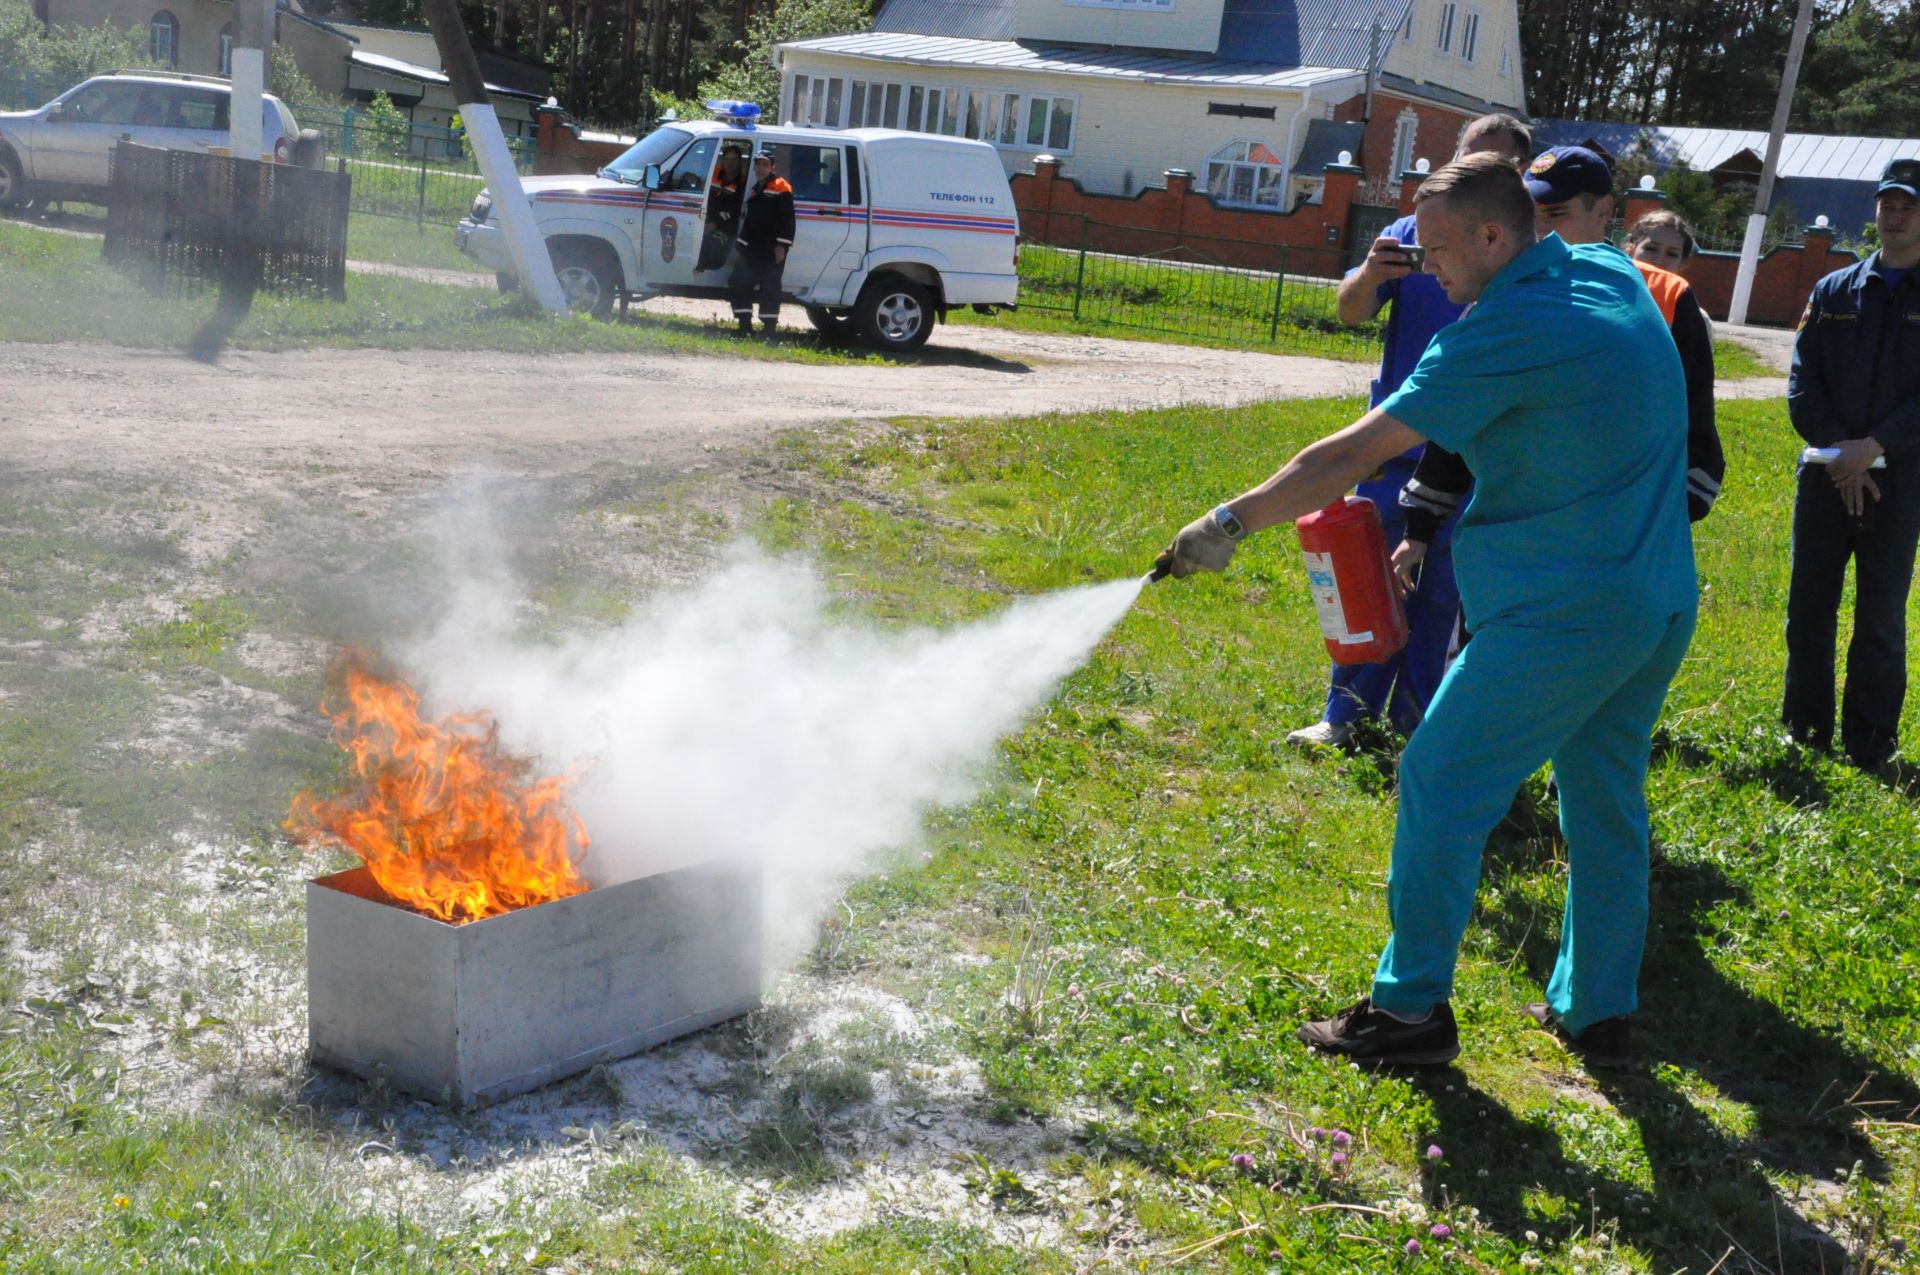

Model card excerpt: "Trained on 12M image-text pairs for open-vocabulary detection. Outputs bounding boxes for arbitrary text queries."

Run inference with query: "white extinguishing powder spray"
[401,551,1147,962]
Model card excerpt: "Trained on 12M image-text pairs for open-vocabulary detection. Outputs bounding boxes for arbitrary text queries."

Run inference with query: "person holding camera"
[1285,113,1533,750]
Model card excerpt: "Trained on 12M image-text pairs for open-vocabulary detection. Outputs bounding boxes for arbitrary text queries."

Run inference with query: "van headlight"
[470,193,493,223]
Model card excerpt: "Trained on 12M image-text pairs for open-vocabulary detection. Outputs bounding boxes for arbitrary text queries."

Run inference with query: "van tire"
[290,128,326,169]
[0,151,26,210]
[805,305,858,342]
[855,277,934,352]
[549,240,620,319]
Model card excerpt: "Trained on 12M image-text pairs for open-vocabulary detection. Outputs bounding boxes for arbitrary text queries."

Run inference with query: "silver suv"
[0,71,317,209]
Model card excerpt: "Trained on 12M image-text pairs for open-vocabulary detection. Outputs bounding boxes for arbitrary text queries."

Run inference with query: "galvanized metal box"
[306,858,761,1106]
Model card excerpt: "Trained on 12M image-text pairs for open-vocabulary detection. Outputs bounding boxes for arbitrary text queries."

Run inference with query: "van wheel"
[290,128,326,169]
[0,151,26,210]
[805,305,857,342]
[856,278,933,352]
[549,241,619,319]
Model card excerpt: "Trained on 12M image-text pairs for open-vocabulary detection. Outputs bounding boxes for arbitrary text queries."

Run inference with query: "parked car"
[457,108,1019,351]
[0,70,322,209]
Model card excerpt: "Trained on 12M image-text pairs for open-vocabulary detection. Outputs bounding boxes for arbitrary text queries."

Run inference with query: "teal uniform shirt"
[1379,235,1696,630]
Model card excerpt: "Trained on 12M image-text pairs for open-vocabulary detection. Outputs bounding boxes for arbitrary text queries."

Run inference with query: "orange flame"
[286,650,590,923]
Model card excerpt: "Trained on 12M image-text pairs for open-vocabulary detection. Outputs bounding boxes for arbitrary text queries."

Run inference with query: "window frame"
[1497,42,1512,77]
[1390,111,1417,175]
[218,23,233,76]
[1459,7,1480,63]
[1065,0,1174,10]
[782,72,1075,153]
[1434,0,1454,54]
[1203,138,1289,210]
[1400,0,1415,41]
[149,10,179,67]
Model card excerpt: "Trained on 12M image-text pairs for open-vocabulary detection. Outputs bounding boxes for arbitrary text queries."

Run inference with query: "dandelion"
[1162,1065,1175,1076]
[1331,1129,1352,1147]
[1425,1144,1443,1161]
[1404,1239,1421,1256]
[1430,1224,1451,1240]
[111,1195,130,1210]
[193,1201,208,1215]
[1230,1153,1256,1171]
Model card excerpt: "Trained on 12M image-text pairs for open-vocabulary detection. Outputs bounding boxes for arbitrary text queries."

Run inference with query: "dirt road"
[1,336,1370,477]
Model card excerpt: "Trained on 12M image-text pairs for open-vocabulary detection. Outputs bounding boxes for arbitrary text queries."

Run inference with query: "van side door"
[772,141,855,300]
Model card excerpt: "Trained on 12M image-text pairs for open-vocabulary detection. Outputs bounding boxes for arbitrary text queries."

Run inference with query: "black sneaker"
[1297,997,1459,1066]
[1524,1003,1631,1068]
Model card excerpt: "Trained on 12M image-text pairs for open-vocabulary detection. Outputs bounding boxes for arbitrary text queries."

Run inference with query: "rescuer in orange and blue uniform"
[1155,153,1697,1068]
[730,147,795,337]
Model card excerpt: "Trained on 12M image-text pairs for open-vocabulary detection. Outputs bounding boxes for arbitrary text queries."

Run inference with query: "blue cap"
[1524,146,1614,204]
[1878,157,1920,198]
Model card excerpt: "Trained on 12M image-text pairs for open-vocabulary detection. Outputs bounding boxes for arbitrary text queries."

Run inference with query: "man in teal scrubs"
[1156,153,1697,1067]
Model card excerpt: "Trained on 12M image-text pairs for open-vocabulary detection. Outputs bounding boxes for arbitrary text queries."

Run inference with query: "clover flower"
[1429,1223,1451,1239]
[1404,1238,1421,1255]
[1230,1153,1255,1171]
[1426,1144,1444,1161]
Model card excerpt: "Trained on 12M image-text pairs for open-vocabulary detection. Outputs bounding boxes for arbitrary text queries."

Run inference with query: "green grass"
[951,241,1382,362]
[745,394,1920,1271]
[0,219,883,362]
[345,215,493,275]
[1714,337,1778,382]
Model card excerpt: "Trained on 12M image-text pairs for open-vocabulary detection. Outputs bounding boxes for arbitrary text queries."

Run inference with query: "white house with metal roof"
[776,0,1527,209]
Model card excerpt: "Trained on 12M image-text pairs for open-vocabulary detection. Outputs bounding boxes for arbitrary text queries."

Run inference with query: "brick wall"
[1013,157,1362,277]
[1620,188,1859,326]
[532,106,630,175]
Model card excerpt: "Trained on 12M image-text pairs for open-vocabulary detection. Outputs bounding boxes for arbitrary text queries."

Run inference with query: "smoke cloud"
[398,544,1144,963]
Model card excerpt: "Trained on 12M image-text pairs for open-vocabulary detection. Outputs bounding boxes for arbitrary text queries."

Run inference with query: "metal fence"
[1017,212,1380,356]
[105,142,348,299]
[0,66,68,111]
[283,105,535,229]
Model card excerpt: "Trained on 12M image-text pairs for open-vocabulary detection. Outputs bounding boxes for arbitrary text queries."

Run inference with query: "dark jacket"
[738,175,795,262]
[1401,264,1726,538]
[1789,252,1920,460]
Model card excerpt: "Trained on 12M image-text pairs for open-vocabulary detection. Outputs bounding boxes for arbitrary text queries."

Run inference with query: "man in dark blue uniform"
[730,147,795,337]
[1286,113,1533,749]
[1784,158,1920,772]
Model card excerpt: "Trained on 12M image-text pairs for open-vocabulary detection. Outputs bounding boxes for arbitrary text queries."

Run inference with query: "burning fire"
[286,650,590,923]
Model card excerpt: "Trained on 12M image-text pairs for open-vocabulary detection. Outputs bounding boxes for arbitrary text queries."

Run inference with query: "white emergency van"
[456,107,1019,351]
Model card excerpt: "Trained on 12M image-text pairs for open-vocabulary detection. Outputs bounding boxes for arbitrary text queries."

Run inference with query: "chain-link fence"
[1017,212,1380,357]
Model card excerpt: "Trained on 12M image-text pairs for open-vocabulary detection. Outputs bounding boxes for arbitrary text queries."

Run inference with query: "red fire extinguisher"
[1295,496,1408,666]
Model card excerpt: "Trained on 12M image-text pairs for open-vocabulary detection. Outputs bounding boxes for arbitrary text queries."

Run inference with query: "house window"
[1434,1,1454,54]
[788,73,1072,149]
[1205,139,1285,208]
[1400,1,1415,40]
[149,10,179,66]
[1390,112,1417,174]
[218,23,233,76]
[1067,0,1173,9]
[1498,42,1511,77]
[1460,9,1480,62]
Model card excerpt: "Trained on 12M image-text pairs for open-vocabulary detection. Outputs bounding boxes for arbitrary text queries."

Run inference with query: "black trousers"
[729,254,784,323]
[1784,458,1920,768]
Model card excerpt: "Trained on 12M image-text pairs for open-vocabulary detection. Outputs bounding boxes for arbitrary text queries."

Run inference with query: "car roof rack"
[109,69,234,86]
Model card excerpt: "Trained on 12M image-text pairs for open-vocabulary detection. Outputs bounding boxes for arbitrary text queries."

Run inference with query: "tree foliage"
[1518,0,1920,135]
[0,0,156,87]
[695,0,870,113]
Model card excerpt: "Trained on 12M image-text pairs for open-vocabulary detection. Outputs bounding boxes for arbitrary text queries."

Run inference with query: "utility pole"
[419,0,567,312]
[228,0,272,163]
[1729,0,1815,327]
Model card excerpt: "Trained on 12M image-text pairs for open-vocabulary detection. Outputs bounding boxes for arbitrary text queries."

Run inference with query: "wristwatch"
[1213,505,1247,540]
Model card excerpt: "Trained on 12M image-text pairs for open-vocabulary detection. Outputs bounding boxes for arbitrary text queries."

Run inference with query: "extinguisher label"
[1301,551,1373,645]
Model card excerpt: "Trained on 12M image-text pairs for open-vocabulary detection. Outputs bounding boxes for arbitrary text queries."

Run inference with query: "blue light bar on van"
[706,99,762,123]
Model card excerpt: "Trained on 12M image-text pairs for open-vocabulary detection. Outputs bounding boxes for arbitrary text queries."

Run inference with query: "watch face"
[1215,507,1245,539]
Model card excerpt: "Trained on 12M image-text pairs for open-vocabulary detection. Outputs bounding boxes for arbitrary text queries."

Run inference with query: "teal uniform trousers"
[1370,235,1700,1034]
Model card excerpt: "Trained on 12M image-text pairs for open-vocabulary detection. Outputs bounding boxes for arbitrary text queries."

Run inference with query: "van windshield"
[602,127,695,184]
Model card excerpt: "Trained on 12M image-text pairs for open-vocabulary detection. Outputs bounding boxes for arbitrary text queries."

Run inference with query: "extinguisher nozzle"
[1146,561,1171,583]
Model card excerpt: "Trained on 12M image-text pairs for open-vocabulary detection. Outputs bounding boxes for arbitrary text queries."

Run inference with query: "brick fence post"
[1031,154,1063,244]
[1397,168,1425,216]
[1621,182,1665,236]
[1320,161,1363,263]
[1164,169,1192,242]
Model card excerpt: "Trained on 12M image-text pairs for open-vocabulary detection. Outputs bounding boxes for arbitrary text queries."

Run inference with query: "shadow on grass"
[1654,725,1832,808]
[1458,837,1919,1271]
